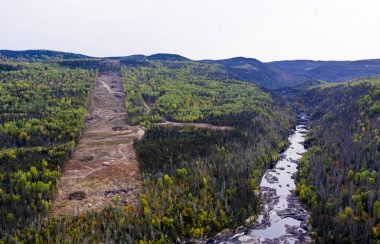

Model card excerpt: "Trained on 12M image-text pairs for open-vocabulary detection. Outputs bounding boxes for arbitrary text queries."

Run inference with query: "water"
[221,114,311,243]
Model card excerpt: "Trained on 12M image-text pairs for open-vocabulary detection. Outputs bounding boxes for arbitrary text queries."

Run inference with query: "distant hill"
[118,53,189,62]
[204,58,380,89]
[201,57,284,89]
[146,53,189,61]
[0,50,90,61]
[268,59,380,84]
[119,53,190,67]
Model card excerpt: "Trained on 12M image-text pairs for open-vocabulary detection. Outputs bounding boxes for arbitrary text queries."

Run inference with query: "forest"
[0,62,96,239]
[296,78,380,243]
[122,60,275,126]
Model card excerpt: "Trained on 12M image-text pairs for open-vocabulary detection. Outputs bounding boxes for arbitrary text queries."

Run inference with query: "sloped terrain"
[201,57,284,89]
[296,78,380,243]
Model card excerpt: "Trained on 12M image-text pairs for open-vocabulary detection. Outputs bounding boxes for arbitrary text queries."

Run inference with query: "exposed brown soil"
[51,69,144,216]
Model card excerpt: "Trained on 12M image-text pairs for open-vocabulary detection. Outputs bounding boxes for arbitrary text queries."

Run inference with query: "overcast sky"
[1,0,380,61]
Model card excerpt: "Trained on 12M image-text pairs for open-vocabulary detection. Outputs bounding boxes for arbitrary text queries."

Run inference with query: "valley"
[0,50,379,243]
[224,114,310,243]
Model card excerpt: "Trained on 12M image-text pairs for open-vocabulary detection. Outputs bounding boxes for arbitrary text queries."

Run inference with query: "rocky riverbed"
[218,114,311,244]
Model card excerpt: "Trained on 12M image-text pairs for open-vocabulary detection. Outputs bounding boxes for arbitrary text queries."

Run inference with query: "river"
[220,114,311,243]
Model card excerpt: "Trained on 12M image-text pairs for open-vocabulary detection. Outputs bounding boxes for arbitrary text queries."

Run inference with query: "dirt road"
[51,70,144,216]
[154,121,233,131]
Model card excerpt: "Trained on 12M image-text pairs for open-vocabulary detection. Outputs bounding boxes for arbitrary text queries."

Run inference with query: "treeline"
[296,79,380,243]
[0,50,89,62]
[57,59,120,72]
[0,63,96,239]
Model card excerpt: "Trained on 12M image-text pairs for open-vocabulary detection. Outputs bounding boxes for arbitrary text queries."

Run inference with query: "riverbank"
[211,114,311,244]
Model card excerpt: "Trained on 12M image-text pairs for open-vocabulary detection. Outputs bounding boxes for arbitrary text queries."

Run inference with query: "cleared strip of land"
[51,71,143,215]
[154,121,233,131]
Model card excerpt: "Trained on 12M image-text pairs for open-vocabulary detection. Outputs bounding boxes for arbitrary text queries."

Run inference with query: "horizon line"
[1,48,379,63]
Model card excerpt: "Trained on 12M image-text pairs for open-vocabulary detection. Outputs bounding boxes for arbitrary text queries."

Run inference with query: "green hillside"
[296,78,380,243]
[122,60,272,126]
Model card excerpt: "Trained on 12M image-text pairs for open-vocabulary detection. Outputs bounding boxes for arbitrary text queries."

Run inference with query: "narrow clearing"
[52,70,144,216]
[154,121,233,131]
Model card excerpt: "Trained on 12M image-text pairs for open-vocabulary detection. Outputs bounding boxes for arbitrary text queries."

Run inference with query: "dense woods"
[296,79,380,243]
[0,62,95,239]
[131,114,292,240]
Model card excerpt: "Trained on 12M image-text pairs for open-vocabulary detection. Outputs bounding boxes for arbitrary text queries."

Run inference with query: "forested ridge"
[296,79,380,243]
[0,50,90,61]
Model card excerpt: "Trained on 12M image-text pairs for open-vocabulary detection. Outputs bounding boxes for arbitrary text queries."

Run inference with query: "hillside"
[296,78,380,242]
[122,59,275,125]
[201,57,284,89]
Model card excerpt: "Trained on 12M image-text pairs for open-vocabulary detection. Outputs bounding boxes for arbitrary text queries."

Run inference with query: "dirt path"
[154,121,234,131]
[141,100,233,131]
[142,100,151,113]
[51,68,144,216]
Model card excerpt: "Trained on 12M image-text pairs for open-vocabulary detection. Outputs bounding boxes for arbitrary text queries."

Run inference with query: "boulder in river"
[264,174,279,183]
[300,220,309,231]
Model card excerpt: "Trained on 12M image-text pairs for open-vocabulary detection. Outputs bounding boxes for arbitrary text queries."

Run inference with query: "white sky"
[1,0,380,61]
